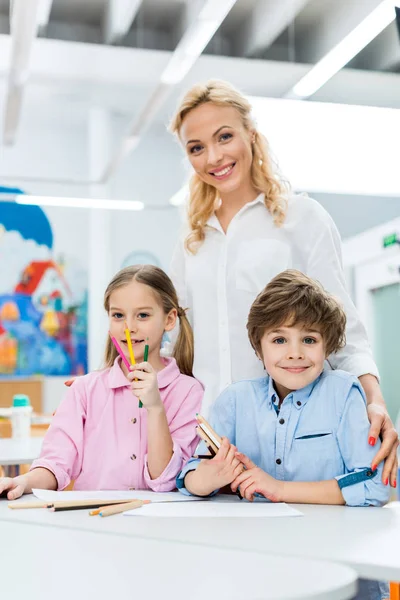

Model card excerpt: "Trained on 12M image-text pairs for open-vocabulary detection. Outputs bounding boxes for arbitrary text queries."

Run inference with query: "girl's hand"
[231,452,284,502]
[0,475,29,500]
[127,362,162,410]
[192,437,244,494]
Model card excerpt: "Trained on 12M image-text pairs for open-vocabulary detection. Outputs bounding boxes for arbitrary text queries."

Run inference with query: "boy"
[177,270,389,507]
[177,270,390,600]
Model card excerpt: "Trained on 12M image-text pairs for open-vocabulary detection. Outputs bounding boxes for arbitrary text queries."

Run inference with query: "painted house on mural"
[15,260,71,312]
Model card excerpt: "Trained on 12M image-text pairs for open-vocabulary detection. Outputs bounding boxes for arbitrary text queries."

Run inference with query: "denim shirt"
[178,370,390,507]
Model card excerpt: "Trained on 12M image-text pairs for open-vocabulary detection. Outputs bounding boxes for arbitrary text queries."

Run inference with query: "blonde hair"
[169,79,288,254]
[103,265,194,377]
[247,270,346,358]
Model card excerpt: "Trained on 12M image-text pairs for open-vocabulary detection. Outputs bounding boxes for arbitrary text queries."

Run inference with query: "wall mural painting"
[0,192,88,377]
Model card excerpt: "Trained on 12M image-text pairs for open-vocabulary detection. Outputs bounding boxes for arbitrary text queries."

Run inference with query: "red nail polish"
[394,480,397,489]
[371,464,377,471]
[368,437,376,446]
[384,478,388,486]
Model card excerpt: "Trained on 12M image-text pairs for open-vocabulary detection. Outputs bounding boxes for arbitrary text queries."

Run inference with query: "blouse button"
[131,418,137,424]
[279,418,285,425]
[276,458,282,465]
[130,454,136,461]
[296,401,302,406]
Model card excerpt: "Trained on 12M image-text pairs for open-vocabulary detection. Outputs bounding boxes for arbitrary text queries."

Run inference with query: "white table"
[0,519,357,600]
[1,496,399,583]
[0,437,43,466]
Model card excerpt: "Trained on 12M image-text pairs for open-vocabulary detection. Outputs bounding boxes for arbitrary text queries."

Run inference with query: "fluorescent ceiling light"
[289,0,398,99]
[249,95,400,196]
[37,0,53,27]
[169,185,189,206]
[160,0,237,85]
[16,195,144,211]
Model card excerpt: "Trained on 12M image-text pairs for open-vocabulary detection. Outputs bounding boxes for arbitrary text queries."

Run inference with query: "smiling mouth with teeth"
[210,162,236,177]
[122,339,144,345]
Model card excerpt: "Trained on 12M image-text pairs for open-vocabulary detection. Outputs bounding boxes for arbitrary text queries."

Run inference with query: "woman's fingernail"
[393,480,397,489]
[372,464,377,471]
[368,437,376,446]
[384,478,389,486]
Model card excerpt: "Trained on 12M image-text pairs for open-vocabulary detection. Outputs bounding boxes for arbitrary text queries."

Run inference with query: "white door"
[354,247,400,422]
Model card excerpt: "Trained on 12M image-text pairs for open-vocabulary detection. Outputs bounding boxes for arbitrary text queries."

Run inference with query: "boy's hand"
[0,475,29,500]
[127,362,162,410]
[186,437,243,496]
[231,452,284,502]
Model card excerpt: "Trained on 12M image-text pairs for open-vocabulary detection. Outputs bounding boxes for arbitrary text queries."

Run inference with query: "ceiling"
[0,0,398,70]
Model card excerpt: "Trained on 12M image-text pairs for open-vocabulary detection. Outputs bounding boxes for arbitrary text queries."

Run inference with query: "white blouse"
[170,193,378,415]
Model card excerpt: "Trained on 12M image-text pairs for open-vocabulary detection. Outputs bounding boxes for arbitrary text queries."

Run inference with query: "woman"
[169,79,398,486]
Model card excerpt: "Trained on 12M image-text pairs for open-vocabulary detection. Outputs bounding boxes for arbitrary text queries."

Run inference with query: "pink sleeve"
[143,380,203,492]
[30,382,87,490]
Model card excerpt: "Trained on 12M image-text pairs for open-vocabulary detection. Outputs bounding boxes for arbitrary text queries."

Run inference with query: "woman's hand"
[231,452,284,502]
[128,362,162,410]
[0,475,29,500]
[367,402,398,487]
[360,374,399,488]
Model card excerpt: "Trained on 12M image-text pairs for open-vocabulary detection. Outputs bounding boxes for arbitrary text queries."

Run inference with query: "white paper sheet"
[32,489,205,503]
[124,496,303,518]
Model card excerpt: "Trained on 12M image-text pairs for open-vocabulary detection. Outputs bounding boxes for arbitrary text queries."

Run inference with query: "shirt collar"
[206,193,265,230]
[108,356,181,390]
[266,372,322,410]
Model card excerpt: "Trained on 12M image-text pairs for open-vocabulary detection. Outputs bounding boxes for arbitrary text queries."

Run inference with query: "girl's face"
[180,102,255,197]
[108,280,176,365]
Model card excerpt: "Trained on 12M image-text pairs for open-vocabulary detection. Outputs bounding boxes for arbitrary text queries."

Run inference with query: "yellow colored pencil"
[124,321,136,366]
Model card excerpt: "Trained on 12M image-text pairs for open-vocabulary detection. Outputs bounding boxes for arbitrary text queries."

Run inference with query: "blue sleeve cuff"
[176,458,218,498]
[335,467,388,507]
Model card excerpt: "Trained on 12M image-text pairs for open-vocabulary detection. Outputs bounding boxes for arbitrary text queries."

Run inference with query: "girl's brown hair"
[247,270,346,358]
[103,265,194,377]
[169,79,289,254]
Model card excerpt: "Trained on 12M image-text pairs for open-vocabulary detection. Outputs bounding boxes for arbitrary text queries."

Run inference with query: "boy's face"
[259,323,326,400]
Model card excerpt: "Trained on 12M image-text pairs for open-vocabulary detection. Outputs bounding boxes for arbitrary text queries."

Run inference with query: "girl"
[168,78,398,485]
[0,265,203,500]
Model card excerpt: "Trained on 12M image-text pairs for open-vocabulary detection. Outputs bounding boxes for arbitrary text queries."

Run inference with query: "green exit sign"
[383,233,400,248]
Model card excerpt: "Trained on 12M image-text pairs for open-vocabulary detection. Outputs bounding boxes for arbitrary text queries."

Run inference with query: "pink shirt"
[31,357,203,492]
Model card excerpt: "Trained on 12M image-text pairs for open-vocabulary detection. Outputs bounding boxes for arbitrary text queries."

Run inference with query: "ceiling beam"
[3,0,41,145]
[103,0,143,45]
[236,0,309,58]
[296,0,385,64]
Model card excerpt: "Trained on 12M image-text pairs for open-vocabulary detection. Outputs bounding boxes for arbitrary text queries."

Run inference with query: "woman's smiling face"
[180,102,255,196]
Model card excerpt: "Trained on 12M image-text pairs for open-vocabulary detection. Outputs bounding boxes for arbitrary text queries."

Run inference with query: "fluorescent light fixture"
[169,185,189,207]
[249,95,400,196]
[289,0,398,99]
[16,195,144,211]
[160,0,237,85]
[37,0,53,27]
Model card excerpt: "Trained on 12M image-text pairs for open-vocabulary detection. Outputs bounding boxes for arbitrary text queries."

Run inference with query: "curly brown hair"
[247,270,346,358]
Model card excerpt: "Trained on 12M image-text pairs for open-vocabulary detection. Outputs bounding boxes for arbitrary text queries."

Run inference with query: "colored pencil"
[196,414,243,500]
[99,499,149,517]
[109,333,130,370]
[138,339,149,408]
[50,499,129,512]
[124,321,136,366]
[8,501,51,509]
[90,498,150,516]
